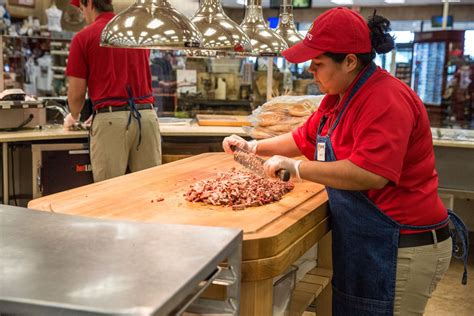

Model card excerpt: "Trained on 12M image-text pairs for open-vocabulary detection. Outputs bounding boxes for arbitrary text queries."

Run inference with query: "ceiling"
[221,0,474,8]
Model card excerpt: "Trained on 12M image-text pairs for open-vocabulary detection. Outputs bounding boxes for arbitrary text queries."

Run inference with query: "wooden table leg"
[316,232,332,316]
[240,278,273,316]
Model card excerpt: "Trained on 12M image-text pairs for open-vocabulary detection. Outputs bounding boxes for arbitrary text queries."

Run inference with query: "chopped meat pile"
[184,168,294,210]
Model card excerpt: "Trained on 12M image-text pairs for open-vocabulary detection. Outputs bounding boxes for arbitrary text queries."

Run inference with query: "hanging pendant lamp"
[190,0,252,56]
[275,0,304,47]
[100,0,202,49]
[240,0,288,56]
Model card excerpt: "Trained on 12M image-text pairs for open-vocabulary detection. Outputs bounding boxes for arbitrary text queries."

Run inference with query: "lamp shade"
[275,2,304,47]
[240,0,288,56]
[101,0,202,49]
[190,0,252,54]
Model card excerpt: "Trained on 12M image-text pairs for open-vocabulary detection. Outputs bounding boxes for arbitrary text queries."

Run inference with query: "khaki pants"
[90,109,162,182]
[394,236,452,315]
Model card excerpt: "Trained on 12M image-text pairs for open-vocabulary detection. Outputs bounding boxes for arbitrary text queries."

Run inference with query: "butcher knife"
[230,145,291,182]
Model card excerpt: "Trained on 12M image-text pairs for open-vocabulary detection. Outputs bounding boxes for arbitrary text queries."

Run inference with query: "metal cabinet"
[32,143,93,198]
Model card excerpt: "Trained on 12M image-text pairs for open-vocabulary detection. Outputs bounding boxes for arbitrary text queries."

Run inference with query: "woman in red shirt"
[223,8,468,316]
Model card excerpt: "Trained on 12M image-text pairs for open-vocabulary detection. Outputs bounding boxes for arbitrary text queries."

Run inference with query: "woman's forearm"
[299,159,389,190]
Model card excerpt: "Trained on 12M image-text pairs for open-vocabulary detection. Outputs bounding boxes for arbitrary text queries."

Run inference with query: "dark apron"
[315,62,469,315]
[92,84,153,150]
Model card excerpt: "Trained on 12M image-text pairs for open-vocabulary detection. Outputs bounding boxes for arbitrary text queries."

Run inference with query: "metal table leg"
[2,142,8,205]
[226,242,241,314]
[186,241,242,315]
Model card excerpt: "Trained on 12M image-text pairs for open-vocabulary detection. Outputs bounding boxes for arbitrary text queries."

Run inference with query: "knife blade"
[230,145,290,182]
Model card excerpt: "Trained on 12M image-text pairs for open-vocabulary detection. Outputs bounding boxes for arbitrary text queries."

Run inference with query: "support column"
[442,0,450,29]
[3,142,8,205]
[266,57,274,101]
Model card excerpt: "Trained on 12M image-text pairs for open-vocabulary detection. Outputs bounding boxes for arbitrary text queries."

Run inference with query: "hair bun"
[368,13,395,54]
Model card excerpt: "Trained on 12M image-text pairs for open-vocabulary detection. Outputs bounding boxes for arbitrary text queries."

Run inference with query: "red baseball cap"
[70,0,80,7]
[282,7,372,63]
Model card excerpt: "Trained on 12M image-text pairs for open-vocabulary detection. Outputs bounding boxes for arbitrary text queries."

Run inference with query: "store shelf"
[51,66,66,71]
[50,41,68,47]
[50,50,69,56]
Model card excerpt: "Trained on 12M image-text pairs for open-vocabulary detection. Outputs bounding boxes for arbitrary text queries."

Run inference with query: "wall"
[6,0,53,24]
[5,0,132,26]
[6,2,473,30]
[225,4,474,26]
[6,0,85,30]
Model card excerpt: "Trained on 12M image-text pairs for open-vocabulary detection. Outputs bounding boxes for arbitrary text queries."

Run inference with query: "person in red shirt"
[64,0,161,182]
[223,7,468,316]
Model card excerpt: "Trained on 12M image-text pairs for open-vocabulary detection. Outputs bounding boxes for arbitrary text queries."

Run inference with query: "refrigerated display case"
[411,30,465,126]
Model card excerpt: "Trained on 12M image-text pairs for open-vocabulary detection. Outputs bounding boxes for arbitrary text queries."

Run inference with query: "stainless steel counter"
[0,205,242,315]
[431,127,474,149]
[0,122,246,143]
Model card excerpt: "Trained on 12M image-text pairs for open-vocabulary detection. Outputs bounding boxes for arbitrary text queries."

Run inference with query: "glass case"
[410,30,466,127]
[149,51,319,118]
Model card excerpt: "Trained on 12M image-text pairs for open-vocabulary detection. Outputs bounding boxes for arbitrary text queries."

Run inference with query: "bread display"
[244,95,324,139]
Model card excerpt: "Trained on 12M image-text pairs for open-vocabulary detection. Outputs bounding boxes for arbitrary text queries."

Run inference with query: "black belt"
[399,225,450,248]
[95,103,153,114]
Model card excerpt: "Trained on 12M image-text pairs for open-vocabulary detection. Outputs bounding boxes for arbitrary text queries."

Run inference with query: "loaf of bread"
[288,103,313,117]
[257,112,287,127]
[245,95,324,139]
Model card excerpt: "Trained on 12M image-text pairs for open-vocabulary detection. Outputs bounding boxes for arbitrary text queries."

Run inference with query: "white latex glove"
[222,134,257,154]
[63,113,79,130]
[264,155,302,180]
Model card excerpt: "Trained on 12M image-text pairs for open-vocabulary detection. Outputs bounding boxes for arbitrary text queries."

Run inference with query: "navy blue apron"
[315,62,469,315]
[92,84,153,150]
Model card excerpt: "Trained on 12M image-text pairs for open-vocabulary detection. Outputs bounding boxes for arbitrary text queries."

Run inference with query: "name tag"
[317,142,326,161]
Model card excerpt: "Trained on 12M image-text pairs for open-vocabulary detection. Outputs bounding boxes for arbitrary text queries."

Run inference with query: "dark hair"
[324,12,395,68]
[368,12,395,55]
[80,0,114,13]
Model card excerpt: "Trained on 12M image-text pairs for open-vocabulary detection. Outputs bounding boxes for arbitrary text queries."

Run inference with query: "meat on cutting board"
[184,168,294,210]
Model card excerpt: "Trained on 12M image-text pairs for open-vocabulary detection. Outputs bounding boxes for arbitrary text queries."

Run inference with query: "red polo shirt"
[293,66,447,234]
[66,12,153,109]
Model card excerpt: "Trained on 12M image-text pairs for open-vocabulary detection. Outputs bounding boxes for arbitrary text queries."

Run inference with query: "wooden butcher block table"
[28,153,330,315]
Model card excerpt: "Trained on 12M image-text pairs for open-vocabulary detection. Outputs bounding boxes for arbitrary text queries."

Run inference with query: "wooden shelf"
[289,267,332,316]
[51,50,69,56]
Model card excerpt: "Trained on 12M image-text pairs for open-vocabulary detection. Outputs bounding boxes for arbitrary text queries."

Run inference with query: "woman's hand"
[264,155,302,179]
[222,134,257,154]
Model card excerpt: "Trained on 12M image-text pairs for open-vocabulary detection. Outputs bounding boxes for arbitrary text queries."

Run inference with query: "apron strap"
[92,86,153,151]
[125,85,141,150]
[448,209,469,285]
[327,62,377,137]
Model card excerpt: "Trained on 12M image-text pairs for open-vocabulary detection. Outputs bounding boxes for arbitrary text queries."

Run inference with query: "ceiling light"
[190,0,252,55]
[384,0,405,3]
[275,1,304,47]
[101,0,202,49]
[331,0,354,5]
[240,0,288,56]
